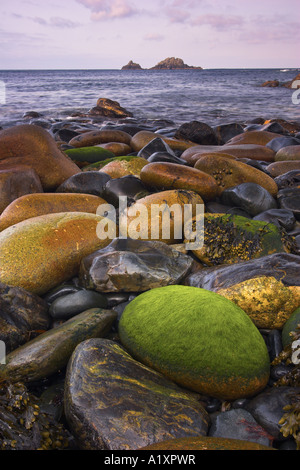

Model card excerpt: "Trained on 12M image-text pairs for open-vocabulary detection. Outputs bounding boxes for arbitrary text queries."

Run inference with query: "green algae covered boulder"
[64,146,115,164]
[118,285,270,400]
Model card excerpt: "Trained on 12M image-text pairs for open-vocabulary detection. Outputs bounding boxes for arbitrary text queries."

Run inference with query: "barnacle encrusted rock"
[216,276,300,329]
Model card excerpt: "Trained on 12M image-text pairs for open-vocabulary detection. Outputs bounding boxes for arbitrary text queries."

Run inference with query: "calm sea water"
[0,68,299,129]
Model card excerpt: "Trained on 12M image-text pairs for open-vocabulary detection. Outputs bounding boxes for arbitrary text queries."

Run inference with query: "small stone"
[49,290,108,319]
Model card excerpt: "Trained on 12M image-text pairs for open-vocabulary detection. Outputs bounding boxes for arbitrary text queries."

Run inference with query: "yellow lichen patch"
[216,276,300,329]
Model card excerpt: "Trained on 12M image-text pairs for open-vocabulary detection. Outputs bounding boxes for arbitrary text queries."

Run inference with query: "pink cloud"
[143,33,165,41]
[76,0,137,20]
[191,14,244,30]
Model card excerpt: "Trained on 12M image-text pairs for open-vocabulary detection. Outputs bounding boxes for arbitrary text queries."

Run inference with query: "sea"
[0,68,299,130]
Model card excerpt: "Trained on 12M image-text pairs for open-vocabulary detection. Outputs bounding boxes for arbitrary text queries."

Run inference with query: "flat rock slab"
[64,338,210,450]
[79,238,193,292]
[183,253,300,290]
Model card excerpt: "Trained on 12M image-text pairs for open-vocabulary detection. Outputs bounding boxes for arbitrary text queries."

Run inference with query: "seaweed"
[271,325,300,449]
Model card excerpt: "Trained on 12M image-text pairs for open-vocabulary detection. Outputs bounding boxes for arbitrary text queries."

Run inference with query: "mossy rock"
[82,155,141,172]
[118,285,270,400]
[184,213,296,266]
[139,436,275,450]
[217,276,300,329]
[64,146,115,164]
[282,306,300,347]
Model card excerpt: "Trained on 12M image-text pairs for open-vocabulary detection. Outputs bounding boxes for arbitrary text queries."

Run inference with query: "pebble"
[1,107,300,451]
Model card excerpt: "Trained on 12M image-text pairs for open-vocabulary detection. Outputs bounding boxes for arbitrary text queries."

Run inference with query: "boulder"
[55,171,111,197]
[0,282,49,353]
[99,157,148,179]
[68,129,132,148]
[0,166,43,214]
[275,145,300,161]
[0,193,109,231]
[216,276,300,329]
[174,121,219,145]
[194,154,278,197]
[225,130,283,146]
[0,308,117,383]
[0,212,115,295]
[131,131,197,153]
[88,98,133,118]
[64,338,209,450]
[140,162,219,201]
[118,285,270,400]
[266,160,300,177]
[0,124,80,190]
[79,238,193,292]
[220,182,277,216]
[181,144,275,165]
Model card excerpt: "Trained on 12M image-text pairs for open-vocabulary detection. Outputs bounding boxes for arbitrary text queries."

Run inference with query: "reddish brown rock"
[266,160,300,177]
[0,125,80,190]
[69,129,132,148]
[140,162,220,200]
[181,144,275,166]
[225,130,282,146]
[0,165,43,214]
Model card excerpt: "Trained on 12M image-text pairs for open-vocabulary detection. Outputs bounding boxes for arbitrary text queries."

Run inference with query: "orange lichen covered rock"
[0,212,115,295]
[0,193,108,231]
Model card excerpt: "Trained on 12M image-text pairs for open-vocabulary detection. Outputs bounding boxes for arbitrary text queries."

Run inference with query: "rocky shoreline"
[0,96,300,451]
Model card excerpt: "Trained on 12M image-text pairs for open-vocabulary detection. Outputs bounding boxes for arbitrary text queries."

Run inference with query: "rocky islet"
[0,99,299,451]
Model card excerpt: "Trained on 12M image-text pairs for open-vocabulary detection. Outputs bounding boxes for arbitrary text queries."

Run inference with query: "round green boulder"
[282,306,300,348]
[118,285,270,400]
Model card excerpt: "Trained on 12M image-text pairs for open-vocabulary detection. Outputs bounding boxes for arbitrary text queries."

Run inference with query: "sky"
[0,0,299,69]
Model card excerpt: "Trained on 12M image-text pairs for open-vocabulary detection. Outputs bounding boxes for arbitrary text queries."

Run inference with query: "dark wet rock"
[89,98,133,118]
[147,151,188,165]
[208,408,273,447]
[253,209,296,231]
[174,121,219,145]
[103,292,130,308]
[22,111,42,119]
[245,386,300,441]
[137,137,176,159]
[220,183,277,216]
[64,338,209,450]
[205,201,252,218]
[213,123,244,145]
[270,364,293,382]
[183,253,300,290]
[0,308,117,384]
[274,170,300,189]
[277,439,297,450]
[100,123,155,136]
[241,158,272,174]
[102,175,150,207]
[204,397,222,414]
[79,238,193,293]
[0,283,49,353]
[54,128,79,143]
[49,290,108,319]
[231,398,250,409]
[265,330,283,362]
[38,378,65,421]
[266,136,300,153]
[56,171,111,197]
[29,119,52,129]
[277,188,300,220]
[43,284,83,305]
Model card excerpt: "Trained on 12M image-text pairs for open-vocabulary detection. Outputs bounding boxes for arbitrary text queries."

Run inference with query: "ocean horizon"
[1,68,299,129]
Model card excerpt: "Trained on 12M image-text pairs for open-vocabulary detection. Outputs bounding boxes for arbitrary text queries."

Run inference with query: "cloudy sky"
[0,0,299,69]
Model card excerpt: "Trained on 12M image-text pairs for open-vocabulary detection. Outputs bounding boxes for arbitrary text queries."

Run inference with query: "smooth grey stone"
[56,171,111,197]
[208,408,272,446]
[43,284,83,305]
[245,386,300,440]
[147,151,188,165]
[49,290,108,319]
[277,188,300,221]
[102,175,149,208]
[79,238,193,293]
[266,136,300,152]
[220,182,277,216]
[213,122,244,144]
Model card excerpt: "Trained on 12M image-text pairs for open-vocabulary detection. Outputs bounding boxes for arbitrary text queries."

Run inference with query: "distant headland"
[121,57,203,70]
